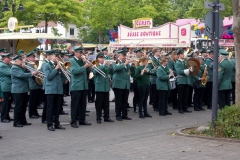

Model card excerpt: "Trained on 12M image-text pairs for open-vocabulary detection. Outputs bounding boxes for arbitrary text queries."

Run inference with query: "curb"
[176,127,240,143]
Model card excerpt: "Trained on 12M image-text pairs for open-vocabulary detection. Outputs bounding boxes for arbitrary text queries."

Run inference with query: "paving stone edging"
[176,127,240,143]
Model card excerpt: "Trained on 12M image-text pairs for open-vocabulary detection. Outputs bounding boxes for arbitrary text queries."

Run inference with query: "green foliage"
[78,28,110,44]
[53,44,67,49]
[184,0,233,19]
[207,105,240,139]
[168,0,193,19]
[51,27,62,37]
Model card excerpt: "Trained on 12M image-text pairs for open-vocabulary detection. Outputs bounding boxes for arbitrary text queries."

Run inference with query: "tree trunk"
[98,31,102,44]
[232,0,240,105]
[45,14,48,50]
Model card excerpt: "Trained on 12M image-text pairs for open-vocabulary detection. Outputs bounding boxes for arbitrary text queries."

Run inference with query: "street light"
[2,0,25,17]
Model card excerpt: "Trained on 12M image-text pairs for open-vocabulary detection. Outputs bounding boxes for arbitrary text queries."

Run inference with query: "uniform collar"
[74,56,79,60]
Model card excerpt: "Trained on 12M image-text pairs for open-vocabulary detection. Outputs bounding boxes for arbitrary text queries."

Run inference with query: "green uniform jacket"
[148,57,160,84]
[134,65,150,86]
[193,64,205,88]
[104,55,111,60]
[202,58,208,65]
[218,59,233,90]
[69,57,88,91]
[93,64,111,92]
[0,86,3,97]
[231,58,236,82]
[112,62,130,89]
[27,64,42,90]
[174,60,191,85]
[206,58,213,82]
[43,62,63,94]
[11,65,32,93]
[168,59,177,76]
[130,65,137,81]
[0,61,12,92]
[156,65,171,90]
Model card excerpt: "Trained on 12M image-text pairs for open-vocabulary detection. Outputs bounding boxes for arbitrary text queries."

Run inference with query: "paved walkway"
[1,93,239,160]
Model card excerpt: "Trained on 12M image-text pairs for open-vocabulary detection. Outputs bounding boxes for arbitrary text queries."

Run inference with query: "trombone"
[81,55,106,77]
[56,55,71,82]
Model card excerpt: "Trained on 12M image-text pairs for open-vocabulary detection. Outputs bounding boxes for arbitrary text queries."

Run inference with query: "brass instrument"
[57,55,71,79]
[226,47,233,59]
[22,62,45,85]
[81,55,106,77]
[184,48,193,58]
[186,58,200,76]
[201,64,209,86]
[148,59,158,69]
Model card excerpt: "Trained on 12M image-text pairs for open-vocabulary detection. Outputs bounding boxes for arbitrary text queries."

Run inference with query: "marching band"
[0,46,236,132]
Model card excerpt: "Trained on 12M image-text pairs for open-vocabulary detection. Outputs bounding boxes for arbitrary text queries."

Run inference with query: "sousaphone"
[186,58,200,76]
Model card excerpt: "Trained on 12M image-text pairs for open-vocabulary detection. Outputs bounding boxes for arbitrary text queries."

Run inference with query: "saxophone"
[201,64,209,86]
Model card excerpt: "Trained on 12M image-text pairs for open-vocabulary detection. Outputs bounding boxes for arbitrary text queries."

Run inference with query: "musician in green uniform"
[88,51,95,103]
[156,57,174,116]
[0,53,13,123]
[17,49,25,59]
[0,48,6,61]
[135,56,152,118]
[186,51,194,108]
[205,50,214,109]
[168,51,178,110]
[102,47,111,60]
[201,48,208,65]
[174,48,193,114]
[112,49,132,121]
[26,52,42,119]
[11,55,38,127]
[43,50,66,131]
[69,47,92,128]
[230,51,236,104]
[93,52,114,124]
[0,86,3,138]
[192,57,205,111]
[148,48,161,111]
[218,49,233,109]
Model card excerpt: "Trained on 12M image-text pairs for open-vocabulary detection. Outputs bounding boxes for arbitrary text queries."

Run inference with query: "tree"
[184,0,233,19]
[232,0,240,104]
[168,0,193,19]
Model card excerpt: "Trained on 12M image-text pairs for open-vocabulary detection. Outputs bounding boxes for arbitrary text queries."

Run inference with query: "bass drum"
[109,88,115,102]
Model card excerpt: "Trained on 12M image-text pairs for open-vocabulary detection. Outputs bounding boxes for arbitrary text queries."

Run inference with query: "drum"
[169,78,176,90]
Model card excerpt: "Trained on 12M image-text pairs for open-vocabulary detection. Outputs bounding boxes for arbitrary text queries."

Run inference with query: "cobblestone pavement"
[1,93,240,160]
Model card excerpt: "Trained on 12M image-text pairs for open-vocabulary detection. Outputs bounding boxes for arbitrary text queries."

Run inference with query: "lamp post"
[2,0,24,17]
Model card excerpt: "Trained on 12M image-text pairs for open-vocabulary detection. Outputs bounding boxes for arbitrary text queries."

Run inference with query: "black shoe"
[86,110,90,113]
[88,100,93,103]
[104,119,114,122]
[139,114,145,118]
[8,118,13,121]
[48,126,55,131]
[59,111,69,115]
[37,105,44,109]
[144,114,152,118]
[159,113,166,116]
[165,111,172,115]
[23,122,32,125]
[37,115,42,117]
[62,103,68,106]
[116,117,122,121]
[97,120,101,124]
[29,115,39,119]
[179,110,184,114]
[1,119,10,123]
[55,124,65,130]
[194,108,201,111]
[42,120,47,124]
[184,109,192,113]
[79,121,92,125]
[14,124,23,127]
[0,136,2,139]
[122,116,132,120]
[71,123,79,128]
[127,106,133,108]
[85,114,89,116]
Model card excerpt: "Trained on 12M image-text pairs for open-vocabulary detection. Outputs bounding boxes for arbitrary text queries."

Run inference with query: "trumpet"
[81,55,106,77]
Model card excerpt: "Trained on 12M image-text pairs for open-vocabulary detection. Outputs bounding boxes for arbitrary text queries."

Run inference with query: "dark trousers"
[70,90,87,124]
[177,84,189,111]
[205,82,213,108]
[1,92,12,120]
[29,89,41,116]
[151,84,158,109]
[170,85,178,109]
[42,93,47,122]
[158,90,170,114]
[64,81,70,95]
[193,87,204,109]
[149,83,153,104]
[231,82,235,104]
[46,94,62,127]
[88,80,95,101]
[218,90,231,109]
[188,86,193,106]
[95,92,109,120]
[138,85,150,115]
[13,93,28,125]
[113,88,129,118]
[132,80,139,110]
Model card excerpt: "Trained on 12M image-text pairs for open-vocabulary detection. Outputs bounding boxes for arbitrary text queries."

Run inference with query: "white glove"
[189,67,193,72]
[184,69,190,76]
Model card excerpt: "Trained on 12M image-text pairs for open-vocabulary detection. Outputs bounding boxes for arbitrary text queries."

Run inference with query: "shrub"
[208,105,240,139]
